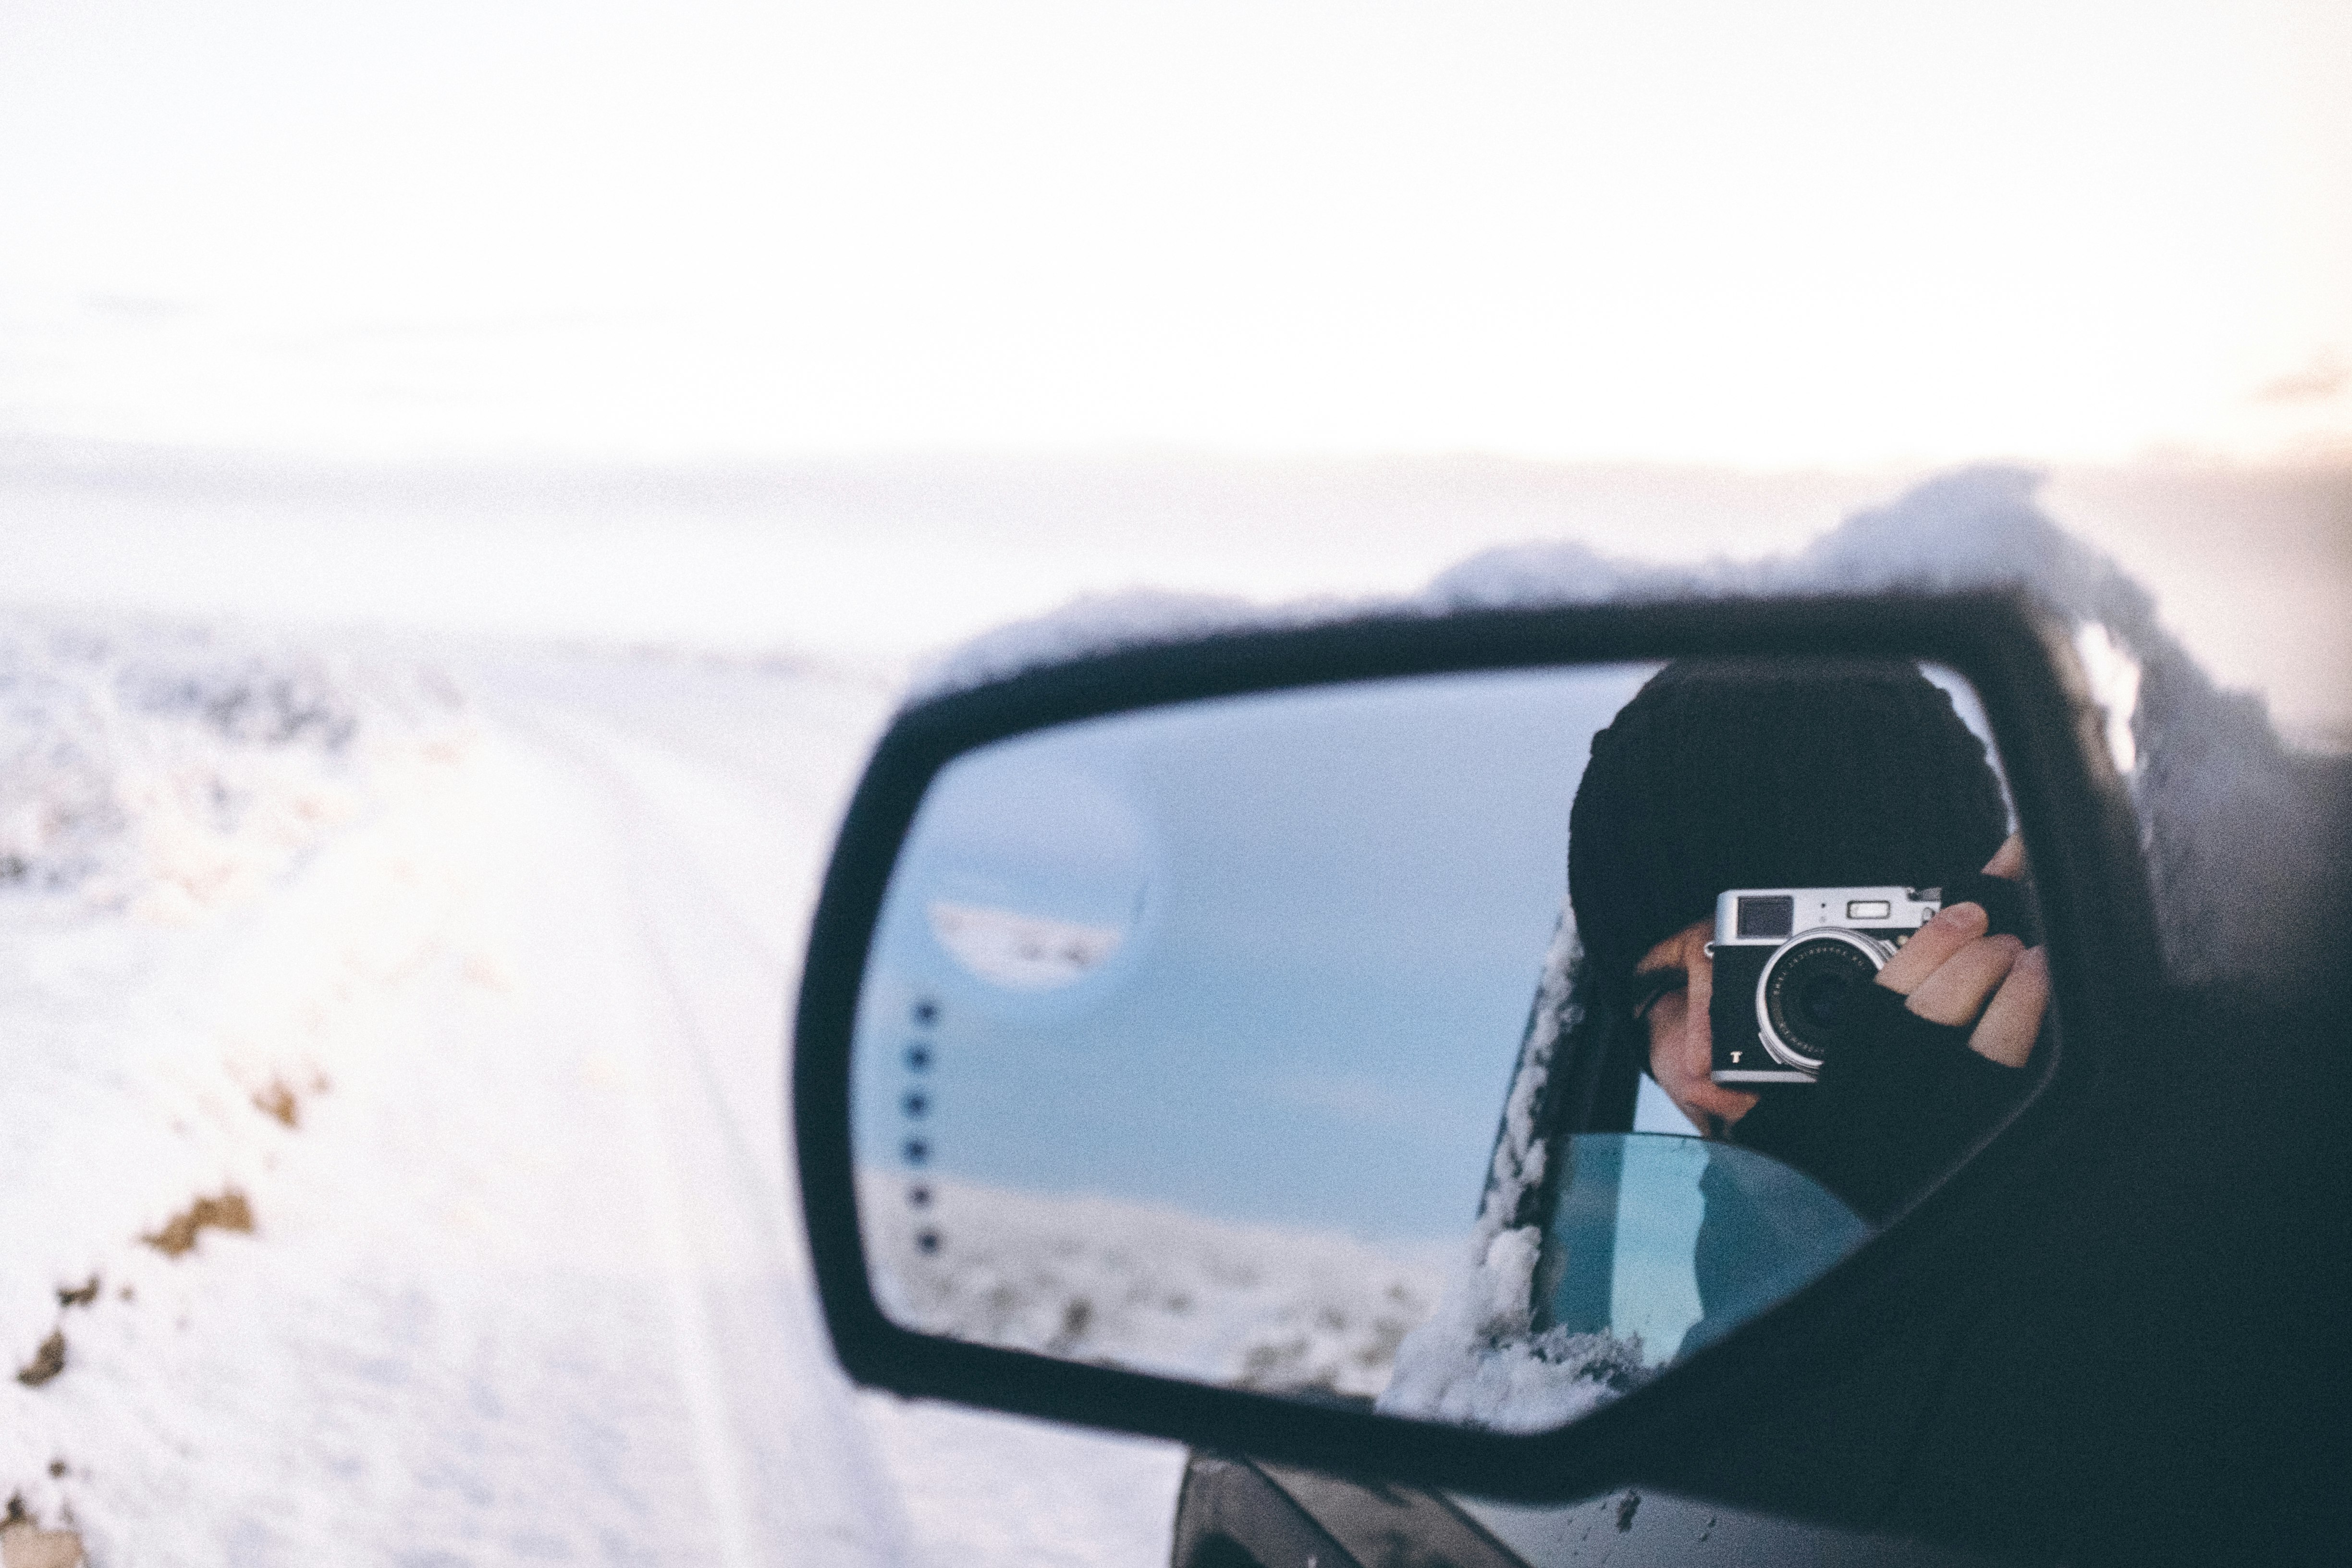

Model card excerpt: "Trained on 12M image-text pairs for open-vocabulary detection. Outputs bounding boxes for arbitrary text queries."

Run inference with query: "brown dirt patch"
[143,1190,254,1257]
[13,1332,64,1389]
[53,1278,97,1310]
[253,1079,300,1127]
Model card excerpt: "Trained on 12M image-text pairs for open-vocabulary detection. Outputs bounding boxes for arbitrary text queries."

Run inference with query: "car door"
[788,589,2346,1568]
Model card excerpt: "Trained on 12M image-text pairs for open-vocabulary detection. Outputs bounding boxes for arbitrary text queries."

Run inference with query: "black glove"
[1730,981,2033,1223]
[1935,869,2041,946]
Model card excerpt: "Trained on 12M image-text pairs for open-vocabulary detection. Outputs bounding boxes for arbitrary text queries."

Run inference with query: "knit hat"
[1568,657,2010,998]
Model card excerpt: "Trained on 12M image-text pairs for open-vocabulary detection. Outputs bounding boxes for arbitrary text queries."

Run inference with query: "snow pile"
[925,900,1124,990]
[1375,913,1656,1431]
[0,613,468,922]
[908,589,1314,704]
[1378,1229,1652,1433]
[861,1173,1448,1400]
[1435,466,2347,995]
[0,614,486,1546]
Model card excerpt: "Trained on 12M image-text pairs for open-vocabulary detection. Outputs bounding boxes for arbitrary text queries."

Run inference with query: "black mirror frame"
[791,588,2157,1506]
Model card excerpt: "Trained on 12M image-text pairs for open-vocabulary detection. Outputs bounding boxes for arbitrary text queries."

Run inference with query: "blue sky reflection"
[854,663,1659,1244]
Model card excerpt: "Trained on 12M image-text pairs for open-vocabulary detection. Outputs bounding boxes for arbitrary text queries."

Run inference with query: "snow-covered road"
[477,653,1189,1568]
[3,640,1182,1567]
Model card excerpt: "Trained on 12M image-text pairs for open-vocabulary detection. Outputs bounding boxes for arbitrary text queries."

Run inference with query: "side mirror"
[792,591,2156,1504]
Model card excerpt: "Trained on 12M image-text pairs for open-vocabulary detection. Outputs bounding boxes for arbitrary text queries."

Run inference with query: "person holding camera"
[1553,656,2049,1225]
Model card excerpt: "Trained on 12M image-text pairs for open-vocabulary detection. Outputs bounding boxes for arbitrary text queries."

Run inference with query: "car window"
[1537,1133,1869,1363]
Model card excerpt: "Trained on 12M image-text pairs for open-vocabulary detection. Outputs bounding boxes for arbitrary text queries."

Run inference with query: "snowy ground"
[863,1171,1447,1399]
[2,464,2340,1565]
[0,624,1188,1567]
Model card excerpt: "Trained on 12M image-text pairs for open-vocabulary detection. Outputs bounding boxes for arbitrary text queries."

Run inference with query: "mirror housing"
[792,589,2158,1505]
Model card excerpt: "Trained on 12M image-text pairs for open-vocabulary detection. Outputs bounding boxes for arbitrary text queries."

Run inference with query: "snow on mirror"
[852,658,2043,1433]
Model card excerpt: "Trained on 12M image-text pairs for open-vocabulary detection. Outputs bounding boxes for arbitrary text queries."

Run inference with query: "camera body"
[1707,886,1944,1083]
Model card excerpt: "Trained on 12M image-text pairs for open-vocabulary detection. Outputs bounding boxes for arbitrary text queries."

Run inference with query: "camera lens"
[1758,933,1886,1070]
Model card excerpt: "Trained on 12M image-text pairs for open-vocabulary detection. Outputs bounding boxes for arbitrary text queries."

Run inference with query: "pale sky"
[2,0,2347,466]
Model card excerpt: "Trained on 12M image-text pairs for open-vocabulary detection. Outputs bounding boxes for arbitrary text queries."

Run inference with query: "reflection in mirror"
[852,658,2044,1433]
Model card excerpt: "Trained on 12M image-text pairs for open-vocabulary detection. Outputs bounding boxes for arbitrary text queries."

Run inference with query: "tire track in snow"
[488,664,1189,1568]
[495,700,917,1568]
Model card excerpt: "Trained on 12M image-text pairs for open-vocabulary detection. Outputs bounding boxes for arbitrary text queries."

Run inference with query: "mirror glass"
[851,658,2042,1432]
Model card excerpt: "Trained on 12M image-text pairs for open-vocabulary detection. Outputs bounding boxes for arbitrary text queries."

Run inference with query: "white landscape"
[0,465,2341,1568]
[862,1172,1448,1399]
[0,622,1183,1568]
[857,1166,1654,1436]
[1,0,2341,1556]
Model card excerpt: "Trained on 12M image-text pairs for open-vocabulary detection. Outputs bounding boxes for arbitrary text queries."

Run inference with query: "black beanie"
[1568,657,2010,997]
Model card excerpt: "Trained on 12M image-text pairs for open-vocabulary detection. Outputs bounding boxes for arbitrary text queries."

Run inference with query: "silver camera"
[1706,886,1944,1083]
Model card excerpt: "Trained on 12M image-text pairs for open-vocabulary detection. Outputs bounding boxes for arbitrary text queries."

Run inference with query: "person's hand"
[1872,834,2048,1068]
[1636,834,2046,1133]
[1634,920,1757,1137]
